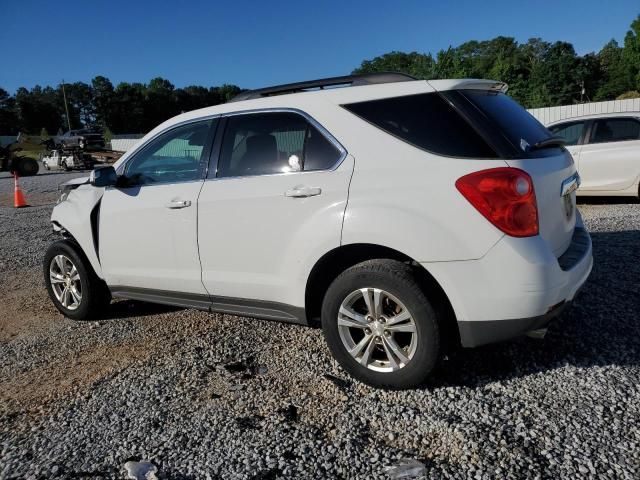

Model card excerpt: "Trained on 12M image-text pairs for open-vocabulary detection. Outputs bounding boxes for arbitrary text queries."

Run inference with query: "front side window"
[217,112,342,178]
[125,119,215,185]
[549,121,585,146]
[343,93,498,158]
[590,118,640,144]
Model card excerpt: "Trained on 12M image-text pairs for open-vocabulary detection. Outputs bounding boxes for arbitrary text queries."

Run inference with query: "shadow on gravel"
[97,299,184,320]
[427,229,640,389]
[577,196,639,205]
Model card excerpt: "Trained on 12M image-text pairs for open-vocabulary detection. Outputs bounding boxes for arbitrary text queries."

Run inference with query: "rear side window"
[590,118,640,143]
[460,90,552,152]
[343,93,498,158]
[217,112,342,177]
[549,121,586,146]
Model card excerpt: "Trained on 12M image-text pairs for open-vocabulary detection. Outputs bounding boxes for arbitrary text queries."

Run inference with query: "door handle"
[284,186,322,198]
[165,199,192,209]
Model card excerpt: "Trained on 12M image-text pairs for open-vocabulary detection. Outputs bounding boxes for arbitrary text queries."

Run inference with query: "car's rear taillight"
[456,167,539,237]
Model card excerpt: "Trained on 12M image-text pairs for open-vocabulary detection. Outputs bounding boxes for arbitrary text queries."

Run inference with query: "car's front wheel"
[321,259,440,389]
[44,240,111,320]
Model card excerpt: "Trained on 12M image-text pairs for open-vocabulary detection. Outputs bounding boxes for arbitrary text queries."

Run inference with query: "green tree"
[0,87,20,135]
[595,40,632,100]
[103,126,113,145]
[92,76,114,128]
[622,15,640,90]
[144,77,178,131]
[218,84,242,102]
[15,86,63,134]
[63,81,95,128]
[109,82,146,133]
[353,51,437,79]
[617,90,640,99]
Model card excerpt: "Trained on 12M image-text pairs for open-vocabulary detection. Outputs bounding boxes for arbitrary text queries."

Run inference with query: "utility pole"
[61,79,72,131]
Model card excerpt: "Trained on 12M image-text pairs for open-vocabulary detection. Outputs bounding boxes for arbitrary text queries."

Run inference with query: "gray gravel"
[1,169,639,479]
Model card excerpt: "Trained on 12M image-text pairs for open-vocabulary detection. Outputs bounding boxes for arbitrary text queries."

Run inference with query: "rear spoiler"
[427,79,508,94]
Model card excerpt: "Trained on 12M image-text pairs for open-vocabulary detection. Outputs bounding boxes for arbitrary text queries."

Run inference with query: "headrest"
[246,134,276,153]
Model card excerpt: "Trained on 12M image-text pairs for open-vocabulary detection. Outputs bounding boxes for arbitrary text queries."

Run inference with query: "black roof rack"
[229,72,417,102]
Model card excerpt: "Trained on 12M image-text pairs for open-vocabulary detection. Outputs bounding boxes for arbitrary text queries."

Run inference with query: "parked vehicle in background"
[56,129,105,150]
[42,150,94,171]
[548,112,640,197]
[0,139,39,176]
[43,73,592,388]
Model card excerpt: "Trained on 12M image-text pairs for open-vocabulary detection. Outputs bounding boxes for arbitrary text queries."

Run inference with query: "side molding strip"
[109,286,308,325]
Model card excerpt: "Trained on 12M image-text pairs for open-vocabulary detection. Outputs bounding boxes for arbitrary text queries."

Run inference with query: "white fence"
[528,98,640,126]
[110,138,143,152]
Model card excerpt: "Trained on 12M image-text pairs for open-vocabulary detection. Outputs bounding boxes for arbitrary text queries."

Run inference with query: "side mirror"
[89,166,118,187]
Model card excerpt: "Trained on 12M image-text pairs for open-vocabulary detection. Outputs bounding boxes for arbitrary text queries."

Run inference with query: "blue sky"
[1,0,638,92]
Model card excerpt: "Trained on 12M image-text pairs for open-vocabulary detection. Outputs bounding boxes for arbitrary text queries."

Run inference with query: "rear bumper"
[457,300,571,347]
[422,219,593,347]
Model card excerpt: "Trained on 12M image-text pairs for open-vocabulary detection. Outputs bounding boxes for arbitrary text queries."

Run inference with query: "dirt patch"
[0,341,149,415]
[0,270,58,341]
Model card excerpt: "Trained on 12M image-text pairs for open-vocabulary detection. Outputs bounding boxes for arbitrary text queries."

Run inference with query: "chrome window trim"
[116,115,221,177]
[210,107,348,181]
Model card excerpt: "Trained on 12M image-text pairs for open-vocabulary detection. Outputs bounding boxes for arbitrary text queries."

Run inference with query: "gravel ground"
[0,168,639,479]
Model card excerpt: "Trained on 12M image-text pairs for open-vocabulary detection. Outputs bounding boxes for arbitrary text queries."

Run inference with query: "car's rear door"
[577,117,640,192]
[99,118,217,298]
[197,110,353,308]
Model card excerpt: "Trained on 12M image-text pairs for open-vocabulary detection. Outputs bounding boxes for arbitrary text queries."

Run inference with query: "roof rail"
[229,72,417,103]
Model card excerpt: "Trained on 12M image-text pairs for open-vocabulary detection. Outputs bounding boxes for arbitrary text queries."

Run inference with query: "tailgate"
[506,150,577,257]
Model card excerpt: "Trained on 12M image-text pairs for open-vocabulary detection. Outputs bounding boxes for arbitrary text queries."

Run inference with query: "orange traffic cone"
[13,173,29,208]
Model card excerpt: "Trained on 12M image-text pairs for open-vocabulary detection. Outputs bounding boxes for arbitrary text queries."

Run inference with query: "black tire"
[61,160,71,171]
[321,259,440,389]
[43,240,111,320]
[15,157,39,176]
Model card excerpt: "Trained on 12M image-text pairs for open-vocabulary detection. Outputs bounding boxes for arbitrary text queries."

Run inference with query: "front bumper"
[423,223,593,348]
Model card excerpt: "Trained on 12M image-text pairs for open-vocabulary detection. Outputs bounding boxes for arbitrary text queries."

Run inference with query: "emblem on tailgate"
[561,173,580,197]
[561,173,580,220]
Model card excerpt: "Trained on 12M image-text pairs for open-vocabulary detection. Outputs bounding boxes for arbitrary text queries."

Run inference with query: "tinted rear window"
[590,118,640,143]
[460,90,552,151]
[343,93,498,158]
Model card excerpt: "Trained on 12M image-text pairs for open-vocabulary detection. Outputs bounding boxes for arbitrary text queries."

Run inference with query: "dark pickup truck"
[56,129,105,150]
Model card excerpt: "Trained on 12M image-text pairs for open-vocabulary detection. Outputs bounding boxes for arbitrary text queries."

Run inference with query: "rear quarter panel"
[324,106,507,262]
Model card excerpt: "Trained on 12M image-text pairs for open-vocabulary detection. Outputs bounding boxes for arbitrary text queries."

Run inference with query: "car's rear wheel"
[44,240,111,320]
[321,259,440,389]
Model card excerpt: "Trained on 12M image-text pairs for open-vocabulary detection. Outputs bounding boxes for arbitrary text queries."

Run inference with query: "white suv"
[548,112,640,197]
[44,73,593,388]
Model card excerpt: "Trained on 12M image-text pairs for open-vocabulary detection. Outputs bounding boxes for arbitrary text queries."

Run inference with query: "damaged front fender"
[51,183,105,278]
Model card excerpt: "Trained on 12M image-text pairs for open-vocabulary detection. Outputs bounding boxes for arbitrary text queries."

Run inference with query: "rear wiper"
[529,136,566,151]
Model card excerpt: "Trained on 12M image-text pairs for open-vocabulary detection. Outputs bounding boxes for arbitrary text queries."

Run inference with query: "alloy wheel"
[49,254,82,310]
[337,288,418,372]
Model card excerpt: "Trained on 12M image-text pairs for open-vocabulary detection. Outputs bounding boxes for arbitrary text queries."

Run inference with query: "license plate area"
[561,173,580,220]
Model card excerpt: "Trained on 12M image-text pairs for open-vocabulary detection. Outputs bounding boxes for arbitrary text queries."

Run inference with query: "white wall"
[528,98,640,126]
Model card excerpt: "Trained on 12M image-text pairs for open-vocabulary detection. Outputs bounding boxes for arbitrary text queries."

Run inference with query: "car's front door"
[99,118,217,296]
[578,117,640,191]
[548,120,586,170]
[197,111,353,307]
